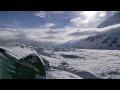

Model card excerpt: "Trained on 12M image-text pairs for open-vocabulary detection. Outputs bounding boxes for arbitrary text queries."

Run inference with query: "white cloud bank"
[70,11,118,28]
[34,11,64,18]
[0,23,120,46]
[41,23,56,28]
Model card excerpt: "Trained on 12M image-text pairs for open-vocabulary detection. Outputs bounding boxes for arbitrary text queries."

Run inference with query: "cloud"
[70,17,89,28]
[13,20,21,26]
[68,28,98,40]
[0,27,100,45]
[69,30,97,36]
[99,11,107,17]
[0,27,80,45]
[96,24,120,35]
[0,30,18,40]
[110,11,118,15]
[0,27,68,45]
[34,11,119,28]
[69,23,120,38]
[40,36,56,39]
[70,12,100,28]
[70,11,119,28]
[0,20,21,28]
[34,11,119,29]
[45,29,64,34]
[48,11,64,14]
[34,11,47,17]
[41,23,56,28]
[34,11,64,18]
[1,23,17,28]
[0,23,120,47]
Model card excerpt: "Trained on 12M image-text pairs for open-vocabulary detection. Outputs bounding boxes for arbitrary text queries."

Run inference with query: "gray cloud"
[0,23,120,47]
[69,31,98,36]
[45,29,66,34]
[0,27,68,45]
[0,27,96,46]
[68,24,120,39]
[40,36,56,39]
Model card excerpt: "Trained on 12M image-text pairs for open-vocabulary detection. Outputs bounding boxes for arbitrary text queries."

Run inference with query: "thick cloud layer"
[0,23,120,46]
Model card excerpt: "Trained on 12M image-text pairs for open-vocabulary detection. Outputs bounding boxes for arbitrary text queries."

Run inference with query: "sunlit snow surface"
[41,48,120,79]
[1,46,120,79]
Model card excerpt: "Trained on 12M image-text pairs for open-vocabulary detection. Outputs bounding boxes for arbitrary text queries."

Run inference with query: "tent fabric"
[19,54,46,77]
[0,51,17,79]
[0,48,49,79]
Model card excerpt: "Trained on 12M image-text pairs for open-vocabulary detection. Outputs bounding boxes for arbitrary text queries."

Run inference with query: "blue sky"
[0,11,117,29]
[0,11,73,28]
[0,11,118,45]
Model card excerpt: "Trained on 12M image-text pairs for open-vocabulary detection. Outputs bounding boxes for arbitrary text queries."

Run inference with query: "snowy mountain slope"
[52,40,78,48]
[72,23,120,50]
[98,12,120,28]
[72,34,120,50]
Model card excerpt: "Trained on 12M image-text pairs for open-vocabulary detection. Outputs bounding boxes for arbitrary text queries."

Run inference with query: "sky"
[0,11,119,46]
[0,11,118,28]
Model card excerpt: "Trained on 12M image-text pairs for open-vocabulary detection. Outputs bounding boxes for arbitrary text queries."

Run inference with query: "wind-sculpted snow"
[61,54,80,58]
[0,46,37,58]
[46,70,82,79]
[1,46,120,79]
[42,49,120,79]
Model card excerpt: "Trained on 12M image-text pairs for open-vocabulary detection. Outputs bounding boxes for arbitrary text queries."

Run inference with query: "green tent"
[0,48,50,79]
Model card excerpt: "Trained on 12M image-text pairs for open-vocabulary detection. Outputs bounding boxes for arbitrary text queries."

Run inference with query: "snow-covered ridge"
[97,12,120,28]
[72,23,120,50]
[72,34,120,50]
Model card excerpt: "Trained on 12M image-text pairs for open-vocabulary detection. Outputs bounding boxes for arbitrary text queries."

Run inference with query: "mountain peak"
[97,12,120,28]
